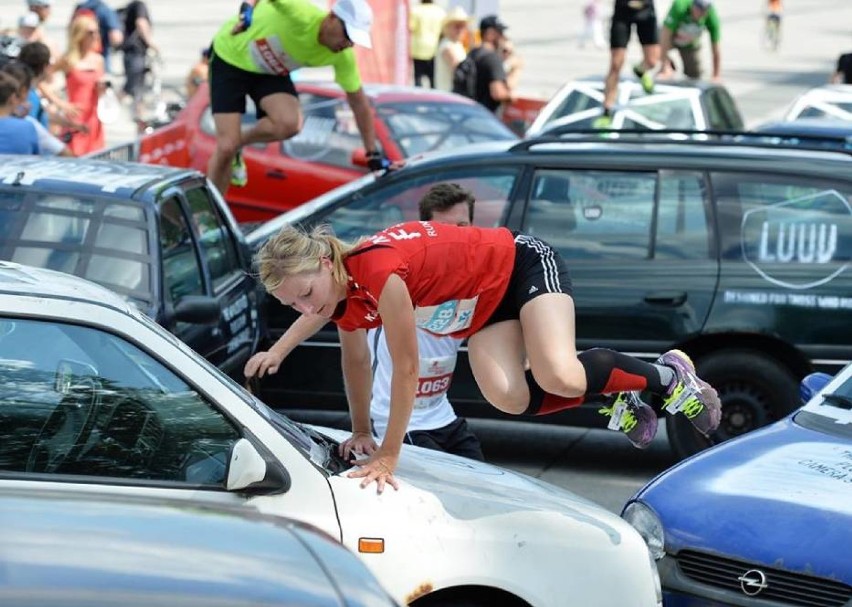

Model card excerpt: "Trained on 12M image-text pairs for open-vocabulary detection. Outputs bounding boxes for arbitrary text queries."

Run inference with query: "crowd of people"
[0,0,158,156]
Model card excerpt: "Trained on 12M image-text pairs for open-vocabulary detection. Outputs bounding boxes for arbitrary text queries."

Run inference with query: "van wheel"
[665,351,799,460]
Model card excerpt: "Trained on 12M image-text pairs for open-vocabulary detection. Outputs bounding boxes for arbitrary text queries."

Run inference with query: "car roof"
[0,155,201,200]
[755,118,852,136]
[394,134,852,170]
[0,261,134,315]
[0,488,344,606]
[297,80,477,105]
[569,76,724,92]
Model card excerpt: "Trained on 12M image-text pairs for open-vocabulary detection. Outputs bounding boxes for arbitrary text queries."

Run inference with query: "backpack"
[452,48,482,100]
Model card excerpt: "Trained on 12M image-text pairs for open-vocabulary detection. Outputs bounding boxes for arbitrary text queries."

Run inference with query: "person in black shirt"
[121,0,158,118]
[831,52,852,85]
[472,15,513,113]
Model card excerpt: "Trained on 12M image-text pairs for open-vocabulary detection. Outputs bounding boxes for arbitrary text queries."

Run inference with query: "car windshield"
[0,190,153,309]
[539,83,700,132]
[795,364,852,440]
[377,101,517,156]
[794,100,852,121]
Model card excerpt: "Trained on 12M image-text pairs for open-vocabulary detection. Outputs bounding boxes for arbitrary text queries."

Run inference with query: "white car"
[0,261,661,607]
[525,77,744,137]
[782,84,852,122]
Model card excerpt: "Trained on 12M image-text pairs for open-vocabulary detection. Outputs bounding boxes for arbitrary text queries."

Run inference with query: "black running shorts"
[209,49,298,119]
[483,232,573,328]
[610,3,659,49]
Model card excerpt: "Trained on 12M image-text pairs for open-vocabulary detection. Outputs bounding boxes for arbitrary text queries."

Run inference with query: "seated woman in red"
[249,221,720,493]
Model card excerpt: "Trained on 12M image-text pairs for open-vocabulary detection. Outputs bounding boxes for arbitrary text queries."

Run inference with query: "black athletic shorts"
[483,232,573,327]
[610,2,659,49]
[403,417,485,461]
[209,48,297,119]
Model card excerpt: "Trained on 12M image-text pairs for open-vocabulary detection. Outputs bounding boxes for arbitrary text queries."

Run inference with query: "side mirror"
[173,295,221,325]
[800,372,833,404]
[226,438,290,495]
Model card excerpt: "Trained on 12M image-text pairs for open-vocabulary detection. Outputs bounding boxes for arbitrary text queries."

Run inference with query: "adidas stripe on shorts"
[483,232,574,328]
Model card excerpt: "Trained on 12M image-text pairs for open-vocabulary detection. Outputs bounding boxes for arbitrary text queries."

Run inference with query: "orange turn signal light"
[358,537,385,554]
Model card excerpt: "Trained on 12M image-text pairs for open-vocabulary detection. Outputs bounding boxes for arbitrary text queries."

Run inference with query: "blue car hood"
[634,418,852,581]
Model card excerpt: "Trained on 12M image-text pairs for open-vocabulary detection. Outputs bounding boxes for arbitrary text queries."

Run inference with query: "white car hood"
[313,425,624,538]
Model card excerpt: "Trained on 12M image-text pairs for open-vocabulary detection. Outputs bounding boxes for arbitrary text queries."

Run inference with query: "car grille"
[676,550,852,607]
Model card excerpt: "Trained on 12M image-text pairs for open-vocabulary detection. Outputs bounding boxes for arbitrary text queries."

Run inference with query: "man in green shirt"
[207,0,384,195]
[658,0,721,81]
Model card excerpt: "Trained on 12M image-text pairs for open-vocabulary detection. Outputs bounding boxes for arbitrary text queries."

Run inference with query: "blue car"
[622,364,852,606]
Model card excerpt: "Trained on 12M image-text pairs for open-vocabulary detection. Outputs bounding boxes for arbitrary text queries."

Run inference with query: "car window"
[159,196,204,301]
[713,173,852,269]
[378,101,516,157]
[656,171,711,260]
[708,88,744,130]
[0,190,152,306]
[311,167,519,241]
[550,88,602,120]
[0,317,241,484]
[623,97,697,130]
[280,93,363,170]
[184,186,242,291]
[523,170,655,260]
[794,101,852,121]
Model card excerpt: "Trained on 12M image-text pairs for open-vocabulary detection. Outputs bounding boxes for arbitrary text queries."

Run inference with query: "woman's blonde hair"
[64,14,98,69]
[255,224,356,293]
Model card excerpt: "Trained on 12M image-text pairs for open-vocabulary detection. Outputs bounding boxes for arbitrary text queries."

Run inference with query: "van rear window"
[0,191,152,307]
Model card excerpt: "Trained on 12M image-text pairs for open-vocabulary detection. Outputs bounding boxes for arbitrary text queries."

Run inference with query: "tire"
[666,350,799,460]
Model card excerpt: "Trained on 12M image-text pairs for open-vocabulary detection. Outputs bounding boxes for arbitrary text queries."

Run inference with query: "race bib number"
[415,297,478,335]
[249,37,302,75]
[414,354,457,408]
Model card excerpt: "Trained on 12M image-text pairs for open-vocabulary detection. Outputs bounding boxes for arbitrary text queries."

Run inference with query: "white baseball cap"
[331,0,373,49]
[18,11,40,29]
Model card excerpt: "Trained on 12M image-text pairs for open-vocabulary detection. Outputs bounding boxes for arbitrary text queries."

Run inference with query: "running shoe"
[657,349,722,436]
[592,112,613,130]
[599,391,658,449]
[230,149,248,187]
[632,63,655,94]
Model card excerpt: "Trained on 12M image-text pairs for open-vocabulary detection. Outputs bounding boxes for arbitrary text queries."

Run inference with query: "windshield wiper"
[822,393,852,409]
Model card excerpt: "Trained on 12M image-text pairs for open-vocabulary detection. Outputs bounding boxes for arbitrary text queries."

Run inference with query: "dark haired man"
[467,15,514,113]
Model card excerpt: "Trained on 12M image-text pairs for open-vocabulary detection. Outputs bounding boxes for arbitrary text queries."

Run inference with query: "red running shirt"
[332,222,516,338]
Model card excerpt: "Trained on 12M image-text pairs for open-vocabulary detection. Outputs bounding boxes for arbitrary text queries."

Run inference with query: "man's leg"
[208,113,244,196]
[597,13,630,127]
[679,46,702,79]
[241,92,302,147]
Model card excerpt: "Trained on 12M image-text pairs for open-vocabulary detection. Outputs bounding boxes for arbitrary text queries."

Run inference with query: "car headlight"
[623,501,665,561]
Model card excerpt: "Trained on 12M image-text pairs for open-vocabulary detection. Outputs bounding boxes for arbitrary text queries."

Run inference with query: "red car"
[138,81,518,222]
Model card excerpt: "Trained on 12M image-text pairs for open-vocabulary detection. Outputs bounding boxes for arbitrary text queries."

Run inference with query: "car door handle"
[644,291,687,306]
[265,169,287,179]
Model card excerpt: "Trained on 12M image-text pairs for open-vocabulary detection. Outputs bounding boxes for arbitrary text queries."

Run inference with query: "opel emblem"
[738,569,769,596]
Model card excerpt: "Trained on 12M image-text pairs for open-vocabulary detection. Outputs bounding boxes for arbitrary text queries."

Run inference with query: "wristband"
[238,2,253,28]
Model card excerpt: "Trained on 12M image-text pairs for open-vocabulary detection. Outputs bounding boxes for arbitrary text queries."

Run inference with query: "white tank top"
[368,326,461,442]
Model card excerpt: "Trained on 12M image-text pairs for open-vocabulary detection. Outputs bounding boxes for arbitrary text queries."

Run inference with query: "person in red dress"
[55,13,105,155]
[248,219,721,492]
